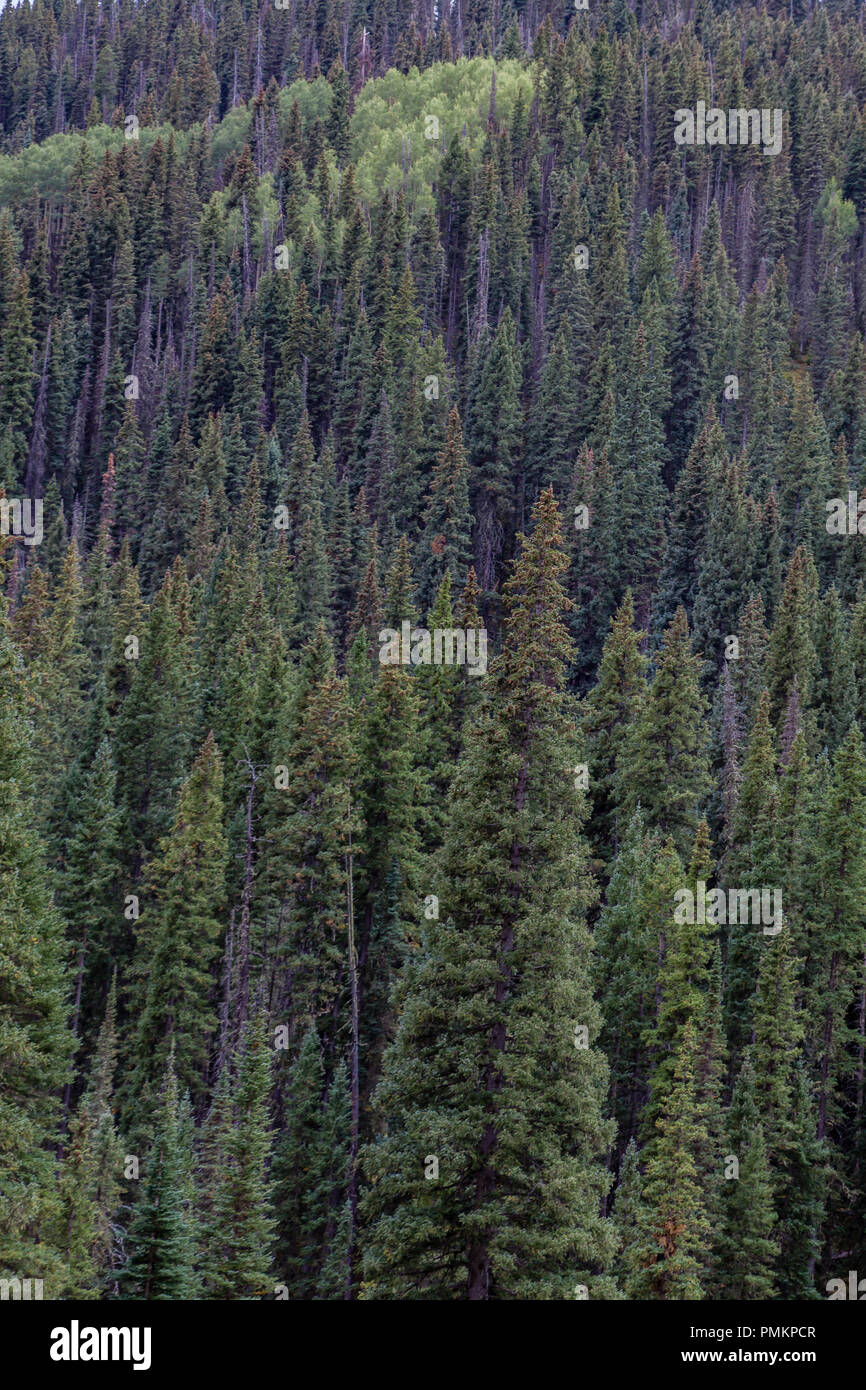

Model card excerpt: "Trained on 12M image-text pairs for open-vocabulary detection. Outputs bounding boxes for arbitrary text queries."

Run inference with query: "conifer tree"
[766,546,819,730]
[264,625,357,1063]
[416,406,472,616]
[128,732,228,1112]
[354,660,422,1112]
[805,723,866,1142]
[414,570,464,856]
[692,457,756,669]
[119,1051,195,1300]
[653,411,722,631]
[775,728,815,962]
[362,490,616,1300]
[630,1018,711,1300]
[609,321,666,609]
[59,734,123,1053]
[611,1137,644,1297]
[580,588,647,863]
[617,607,711,857]
[28,541,88,817]
[273,1030,351,1299]
[778,377,832,560]
[566,443,621,678]
[115,560,196,872]
[199,1018,276,1299]
[812,586,856,749]
[732,592,771,733]
[776,1066,827,1299]
[594,812,665,1146]
[0,601,74,1292]
[642,827,713,1150]
[465,309,521,603]
[725,689,782,1051]
[0,269,36,482]
[751,929,805,1172]
[715,1055,777,1300]
[55,977,125,1296]
[294,462,333,642]
[668,255,711,473]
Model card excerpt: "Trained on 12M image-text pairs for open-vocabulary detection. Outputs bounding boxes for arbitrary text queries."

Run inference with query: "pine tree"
[630,1018,711,1300]
[813,586,856,750]
[609,321,667,610]
[725,689,782,1052]
[416,407,472,616]
[199,1018,276,1299]
[766,546,819,729]
[778,375,832,560]
[273,1028,326,1297]
[775,728,815,962]
[119,1051,195,1300]
[0,269,36,482]
[751,929,805,1172]
[805,723,866,1142]
[594,812,666,1146]
[566,443,621,681]
[273,1030,351,1299]
[58,733,123,1054]
[0,601,74,1292]
[776,1066,826,1299]
[465,309,522,604]
[128,732,228,1113]
[414,570,463,855]
[362,490,616,1300]
[642,827,713,1151]
[294,461,333,642]
[617,607,711,858]
[55,977,125,1296]
[115,560,195,871]
[715,1054,777,1300]
[313,1061,352,1299]
[28,541,88,822]
[580,588,647,864]
[594,183,629,355]
[263,624,358,1063]
[354,659,422,1115]
[611,1137,644,1297]
[692,456,756,670]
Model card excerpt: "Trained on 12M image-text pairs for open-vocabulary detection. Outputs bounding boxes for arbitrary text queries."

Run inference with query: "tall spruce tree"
[118,1050,196,1300]
[0,601,74,1292]
[362,490,616,1300]
[198,1018,276,1300]
[630,1018,711,1300]
[616,607,711,857]
[127,732,228,1116]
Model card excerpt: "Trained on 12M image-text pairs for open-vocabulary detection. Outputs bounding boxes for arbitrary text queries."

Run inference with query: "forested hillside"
[2,0,866,1302]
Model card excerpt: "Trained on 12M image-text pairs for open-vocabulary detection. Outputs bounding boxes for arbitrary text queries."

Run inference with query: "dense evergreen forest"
[3,0,866,1303]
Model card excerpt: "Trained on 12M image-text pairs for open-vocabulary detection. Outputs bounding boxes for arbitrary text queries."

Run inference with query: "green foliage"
[118,1052,196,1300]
[0,602,74,1291]
[350,60,532,217]
[362,492,616,1299]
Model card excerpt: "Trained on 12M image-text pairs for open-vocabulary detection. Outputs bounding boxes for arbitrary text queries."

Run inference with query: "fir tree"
[119,1051,196,1300]
[416,407,472,616]
[716,1055,777,1300]
[128,732,228,1114]
[617,607,711,858]
[199,1018,276,1300]
[580,588,647,864]
[0,601,74,1292]
[362,490,616,1300]
[630,1019,711,1300]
